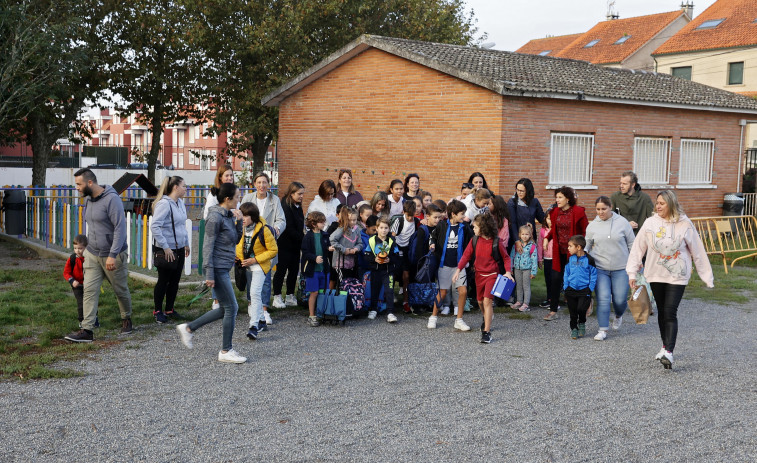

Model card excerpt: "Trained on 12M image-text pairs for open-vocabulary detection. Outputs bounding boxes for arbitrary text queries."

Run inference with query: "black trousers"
[153,252,185,313]
[543,258,553,302]
[565,287,592,329]
[273,250,300,296]
[73,285,84,322]
[550,253,569,311]
[649,283,686,352]
[370,269,394,313]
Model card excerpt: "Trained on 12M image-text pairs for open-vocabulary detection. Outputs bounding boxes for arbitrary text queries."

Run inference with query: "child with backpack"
[539,211,554,308]
[510,224,539,312]
[391,200,420,313]
[563,235,597,339]
[330,206,363,279]
[452,213,513,344]
[364,216,400,323]
[236,203,278,340]
[64,234,98,329]
[406,203,443,312]
[427,199,473,331]
[301,211,333,327]
[360,215,385,312]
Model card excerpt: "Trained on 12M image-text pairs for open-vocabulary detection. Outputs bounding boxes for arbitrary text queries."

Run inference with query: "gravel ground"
[0,300,754,462]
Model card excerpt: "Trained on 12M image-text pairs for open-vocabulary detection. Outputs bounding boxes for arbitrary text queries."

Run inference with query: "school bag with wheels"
[340,277,365,315]
[316,289,348,325]
[298,277,310,307]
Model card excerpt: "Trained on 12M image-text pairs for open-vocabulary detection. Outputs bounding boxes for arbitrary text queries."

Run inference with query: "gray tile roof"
[263,34,757,114]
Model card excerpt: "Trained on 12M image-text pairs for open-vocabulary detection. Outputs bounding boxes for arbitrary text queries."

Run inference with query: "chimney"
[606,0,619,20]
[680,1,694,19]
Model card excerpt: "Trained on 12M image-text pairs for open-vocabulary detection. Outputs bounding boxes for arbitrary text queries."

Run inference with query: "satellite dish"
[481,42,496,49]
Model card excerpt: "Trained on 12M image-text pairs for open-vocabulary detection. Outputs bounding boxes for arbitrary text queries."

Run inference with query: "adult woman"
[544,186,588,321]
[584,196,635,341]
[307,179,341,226]
[386,179,405,216]
[241,172,285,325]
[627,190,713,369]
[150,176,190,323]
[203,164,235,219]
[402,173,420,202]
[370,191,389,218]
[336,169,364,207]
[177,183,246,364]
[507,178,546,250]
[272,182,305,309]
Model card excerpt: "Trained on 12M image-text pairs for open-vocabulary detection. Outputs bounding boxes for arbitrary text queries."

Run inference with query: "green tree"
[197,0,482,177]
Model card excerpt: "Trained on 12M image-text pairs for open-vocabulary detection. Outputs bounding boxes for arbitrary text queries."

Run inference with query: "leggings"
[154,252,185,313]
[550,253,569,311]
[649,283,686,352]
[272,250,300,296]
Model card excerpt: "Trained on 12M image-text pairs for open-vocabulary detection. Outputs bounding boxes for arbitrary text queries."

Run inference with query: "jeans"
[154,251,185,312]
[261,271,272,309]
[565,287,592,330]
[272,250,300,296]
[649,283,686,352]
[595,268,629,329]
[188,268,238,351]
[246,269,266,328]
[513,268,532,305]
[82,249,132,330]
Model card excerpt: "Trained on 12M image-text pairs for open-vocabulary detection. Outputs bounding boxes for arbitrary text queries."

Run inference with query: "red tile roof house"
[262,35,757,217]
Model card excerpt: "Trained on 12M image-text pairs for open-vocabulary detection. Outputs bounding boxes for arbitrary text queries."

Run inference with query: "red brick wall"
[276,47,747,218]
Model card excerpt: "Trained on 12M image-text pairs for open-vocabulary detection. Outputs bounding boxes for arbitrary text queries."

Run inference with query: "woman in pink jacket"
[626,190,714,370]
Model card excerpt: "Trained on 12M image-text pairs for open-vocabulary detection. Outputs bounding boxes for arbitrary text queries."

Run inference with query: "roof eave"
[653,43,757,57]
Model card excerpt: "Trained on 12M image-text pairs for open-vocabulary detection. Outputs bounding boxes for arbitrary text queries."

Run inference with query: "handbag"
[490,274,515,300]
[408,282,438,306]
[627,286,651,324]
[234,261,247,292]
[153,204,180,270]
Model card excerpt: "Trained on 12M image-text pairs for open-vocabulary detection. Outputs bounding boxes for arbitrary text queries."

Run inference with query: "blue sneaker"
[246,326,258,340]
[257,320,267,332]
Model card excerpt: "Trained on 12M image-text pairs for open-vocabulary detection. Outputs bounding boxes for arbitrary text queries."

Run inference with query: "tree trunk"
[28,113,54,187]
[251,133,272,176]
[147,106,162,185]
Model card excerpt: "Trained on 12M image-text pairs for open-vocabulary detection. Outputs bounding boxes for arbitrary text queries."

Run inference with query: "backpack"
[340,277,365,313]
[407,224,429,264]
[470,236,506,274]
[67,254,77,276]
[244,224,274,258]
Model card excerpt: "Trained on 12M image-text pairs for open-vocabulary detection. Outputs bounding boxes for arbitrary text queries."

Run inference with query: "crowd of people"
[62,167,714,370]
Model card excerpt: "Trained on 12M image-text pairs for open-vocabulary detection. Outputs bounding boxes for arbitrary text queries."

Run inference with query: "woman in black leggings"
[272,182,305,308]
[627,190,714,369]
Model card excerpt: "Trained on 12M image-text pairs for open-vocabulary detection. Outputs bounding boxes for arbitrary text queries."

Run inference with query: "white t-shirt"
[255,196,266,216]
[243,227,263,273]
[396,217,415,247]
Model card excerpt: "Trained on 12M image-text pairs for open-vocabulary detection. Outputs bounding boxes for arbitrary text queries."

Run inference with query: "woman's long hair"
[152,176,184,213]
[281,181,305,206]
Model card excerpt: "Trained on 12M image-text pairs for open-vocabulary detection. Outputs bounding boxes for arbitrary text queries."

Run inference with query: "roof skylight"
[538,50,551,56]
[584,39,600,48]
[696,18,725,29]
[614,35,631,44]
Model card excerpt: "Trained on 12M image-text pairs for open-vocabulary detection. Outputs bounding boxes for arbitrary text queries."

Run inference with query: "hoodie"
[584,212,635,271]
[203,205,243,281]
[84,185,127,258]
[626,213,714,287]
[610,184,654,235]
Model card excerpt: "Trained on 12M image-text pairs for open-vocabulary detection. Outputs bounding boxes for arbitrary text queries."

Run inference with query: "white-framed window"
[194,126,200,140]
[189,125,195,144]
[200,150,210,171]
[172,151,178,168]
[679,139,714,184]
[178,150,184,168]
[633,137,671,185]
[549,133,594,185]
[211,150,216,167]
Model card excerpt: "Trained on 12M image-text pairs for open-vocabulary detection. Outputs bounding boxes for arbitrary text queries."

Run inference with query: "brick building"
[263,35,757,217]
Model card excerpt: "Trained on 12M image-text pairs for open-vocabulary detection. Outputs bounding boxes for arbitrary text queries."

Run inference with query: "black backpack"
[470,236,506,274]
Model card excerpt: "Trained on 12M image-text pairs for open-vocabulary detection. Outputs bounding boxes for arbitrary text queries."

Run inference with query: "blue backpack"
[407,224,429,264]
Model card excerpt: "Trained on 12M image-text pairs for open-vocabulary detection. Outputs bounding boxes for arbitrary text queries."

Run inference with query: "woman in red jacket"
[544,186,588,321]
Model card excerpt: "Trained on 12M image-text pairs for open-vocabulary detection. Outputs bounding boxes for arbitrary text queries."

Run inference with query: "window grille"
[679,139,714,184]
[549,133,594,185]
[633,137,671,184]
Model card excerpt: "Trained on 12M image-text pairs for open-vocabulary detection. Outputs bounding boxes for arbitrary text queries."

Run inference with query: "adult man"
[610,171,654,235]
[64,168,133,342]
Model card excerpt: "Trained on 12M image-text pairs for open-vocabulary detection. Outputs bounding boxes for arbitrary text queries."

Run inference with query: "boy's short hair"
[447,199,466,216]
[73,234,88,246]
[426,203,442,214]
[358,204,372,217]
[365,215,379,228]
[239,202,260,223]
[568,235,586,249]
[377,216,391,228]
[474,188,492,201]
[403,200,417,215]
[433,199,447,211]
[306,211,327,230]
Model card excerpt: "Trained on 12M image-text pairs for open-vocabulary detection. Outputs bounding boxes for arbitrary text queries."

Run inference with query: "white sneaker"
[453,307,458,316]
[264,311,273,325]
[367,310,377,320]
[659,350,674,369]
[612,315,623,330]
[454,318,471,331]
[593,330,608,341]
[211,301,220,311]
[272,295,286,309]
[218,349,247,364]
[440,306,450,316]
[387,313,398,323]
[655,347,667,360]
[176,323,193,349]
[285,294,297,306]
[427,316,438,329]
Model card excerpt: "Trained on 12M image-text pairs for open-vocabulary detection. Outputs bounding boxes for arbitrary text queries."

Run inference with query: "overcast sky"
[465,0,718,51]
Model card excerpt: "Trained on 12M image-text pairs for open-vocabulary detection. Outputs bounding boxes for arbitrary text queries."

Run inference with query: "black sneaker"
[539,300,550,308]
[247,327,258,340]
[65,329,93,343]
[154,311,168,324]
[258,320,267,332]
[94,317,100,328]
[480,331,492,344]
[480,319,485,332]
[165,310,183,320]
[120,318,133,334]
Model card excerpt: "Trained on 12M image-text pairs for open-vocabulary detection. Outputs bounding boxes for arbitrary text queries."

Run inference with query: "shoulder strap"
[68,254,77,274]
[471,235,478,264]
[492,237,506,274]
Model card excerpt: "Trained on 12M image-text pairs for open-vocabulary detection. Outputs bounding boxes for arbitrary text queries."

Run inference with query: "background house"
[264,35,757,217]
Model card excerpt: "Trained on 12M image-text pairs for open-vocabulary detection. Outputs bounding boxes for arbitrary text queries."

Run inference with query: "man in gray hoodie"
[65,168,133,342]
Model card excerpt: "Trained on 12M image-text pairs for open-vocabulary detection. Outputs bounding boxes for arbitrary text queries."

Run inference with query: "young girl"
[421,191,433,214]
[330,207,363,280]
[387,179,405,216]
[510,224,538,312]
[412,196,424,221]
[451,182,473,203]
[465,188,492,222]
[364,217,400,323]
[235,203,278,340]
[370,191,389,218]
[301,211,333,327]
[391,200,420,313]
[539,211,554,308]
[357,203,373,230]
[452,213,512,344]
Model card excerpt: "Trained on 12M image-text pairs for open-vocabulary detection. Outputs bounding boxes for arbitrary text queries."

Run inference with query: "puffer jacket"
[203,205,243,281]
[235,218,278,274]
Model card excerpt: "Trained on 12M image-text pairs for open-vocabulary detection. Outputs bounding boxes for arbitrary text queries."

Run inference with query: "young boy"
[390,200,420,313]
[563,235,597,339]
[301,211,333,327]
[64,235,98,329]
[364,217,400,323]
[427,199,473,331]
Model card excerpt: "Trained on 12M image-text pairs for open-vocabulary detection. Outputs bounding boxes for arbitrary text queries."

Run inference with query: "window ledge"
[546,185,598,190]
[643,184,673,189]
[676,184,717,189]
